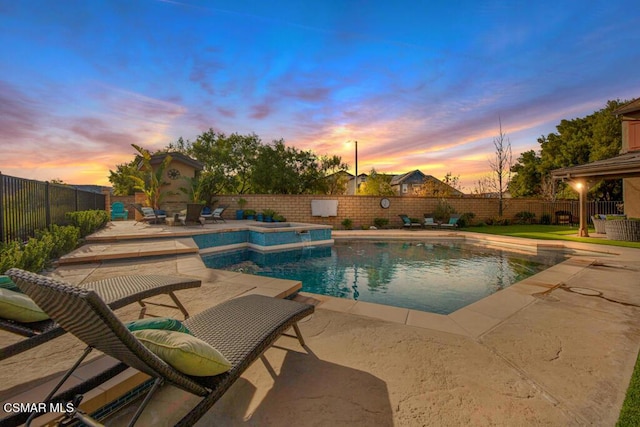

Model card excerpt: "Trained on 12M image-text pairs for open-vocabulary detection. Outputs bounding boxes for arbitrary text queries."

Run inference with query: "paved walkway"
[2,221,639,426]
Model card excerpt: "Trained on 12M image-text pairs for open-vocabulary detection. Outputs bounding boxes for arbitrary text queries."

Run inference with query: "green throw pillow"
[606,215,627,220]
[132,329,231,376]
[126,317,191,335]
[0,276,22,293]
[0,288,50,323]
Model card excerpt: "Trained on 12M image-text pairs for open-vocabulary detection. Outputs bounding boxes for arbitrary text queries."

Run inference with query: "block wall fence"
[110,193,623,228]
[197,195,578,228]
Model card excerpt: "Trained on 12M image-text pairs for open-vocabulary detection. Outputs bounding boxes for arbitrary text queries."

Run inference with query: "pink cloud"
[249,103,273,120]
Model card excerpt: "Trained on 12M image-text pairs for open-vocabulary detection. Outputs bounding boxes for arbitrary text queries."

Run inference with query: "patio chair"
[423,214,438,228]
[200,205,227,224]
[131,204,167,225]
[8,268,314,427]
[179,203,205,226]
[399,214,422,229]
[0,272,201,361]
[111,202,129,221]
[440,214,460,228]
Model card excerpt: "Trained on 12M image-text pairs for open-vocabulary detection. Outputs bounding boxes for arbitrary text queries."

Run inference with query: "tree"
[488,119,512,216]
[509,150,542,197]
[359,168,395,196]
[167,130,347,195]
[109,159,143,196]
[442,172,462,193]
[471,175,493,197]
[251,140,325,194]
[417,172,462,197]
[510,99,628,200]
[168,130,261,194]
[128,144,173,210]
[318,155,350,194]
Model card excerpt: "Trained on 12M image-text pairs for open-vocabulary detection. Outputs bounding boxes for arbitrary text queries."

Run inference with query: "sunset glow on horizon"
[2,1,639,192]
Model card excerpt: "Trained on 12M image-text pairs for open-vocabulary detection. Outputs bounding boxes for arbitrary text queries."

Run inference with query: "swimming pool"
[202,240,567,314]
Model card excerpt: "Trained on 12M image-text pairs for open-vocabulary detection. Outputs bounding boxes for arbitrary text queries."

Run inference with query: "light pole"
[354,140,358,193]
[347,140,358,194]
[574,181,589,237]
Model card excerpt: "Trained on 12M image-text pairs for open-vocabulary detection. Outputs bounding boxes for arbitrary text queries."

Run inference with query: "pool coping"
[304,230,631,338]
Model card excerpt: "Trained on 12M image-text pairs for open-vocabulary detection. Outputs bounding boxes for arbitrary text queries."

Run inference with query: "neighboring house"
[329,171,368,195]
[390,170,464,197]
[145,152,204,212]
[551,97,640,217]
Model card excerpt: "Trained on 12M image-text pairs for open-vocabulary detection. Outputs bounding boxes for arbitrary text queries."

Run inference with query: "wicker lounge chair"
[0,272,201,361]
[423,214,438,228]
[200,205,227,224]
[131,204,167,225]
[180,203,205,226]
[440,214,460,228]
[399,214,422,229]
[8,268,314,427]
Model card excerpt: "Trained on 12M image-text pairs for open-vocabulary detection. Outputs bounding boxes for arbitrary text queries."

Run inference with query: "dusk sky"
[2,1,639,191]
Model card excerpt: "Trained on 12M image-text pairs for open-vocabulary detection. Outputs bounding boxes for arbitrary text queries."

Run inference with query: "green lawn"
[465,224,640,249]
[463,224,640,425]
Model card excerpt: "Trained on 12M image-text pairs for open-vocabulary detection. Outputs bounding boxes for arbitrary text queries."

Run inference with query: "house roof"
[551,151,640,181]
[390,170,425,185]
[148,152,204,170]
[389,169,464,196]
[614,98,640,116]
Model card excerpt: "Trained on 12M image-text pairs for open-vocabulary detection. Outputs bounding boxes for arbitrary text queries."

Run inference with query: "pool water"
[202,240,567,314]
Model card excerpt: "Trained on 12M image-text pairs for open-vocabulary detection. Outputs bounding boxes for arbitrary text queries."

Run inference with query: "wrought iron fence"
[0,173,106,244]
[521,200,623,224]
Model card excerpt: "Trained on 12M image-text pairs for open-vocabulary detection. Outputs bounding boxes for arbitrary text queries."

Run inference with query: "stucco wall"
[624,178,640,218]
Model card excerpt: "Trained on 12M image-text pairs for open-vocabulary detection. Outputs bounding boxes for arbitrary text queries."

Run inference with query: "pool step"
[58,238,199,265]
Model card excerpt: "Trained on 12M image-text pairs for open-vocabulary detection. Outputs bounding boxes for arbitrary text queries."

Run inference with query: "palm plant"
[129,144,173,210]
[179,175,205,204]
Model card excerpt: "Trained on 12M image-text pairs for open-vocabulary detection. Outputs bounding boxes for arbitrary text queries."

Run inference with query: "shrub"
[65,210,109,237]
[20,236,55,273]
[1,213,95,274]
[0,241,22,274]
[373,218,389,229]
[341,218,353,230]
[36,225,80,259]
[1,224,82,273]
[456,212,476,228]
[540,213,552,225]
[515,211,536,224]
[485,217,511,226]
[434,199,456,222]
[261,209,277,218]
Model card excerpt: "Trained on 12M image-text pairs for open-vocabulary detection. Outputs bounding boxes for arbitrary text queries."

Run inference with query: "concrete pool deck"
[1,221,640,426]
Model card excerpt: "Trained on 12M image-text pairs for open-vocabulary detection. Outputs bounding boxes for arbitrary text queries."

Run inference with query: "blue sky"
[1,0,639,191]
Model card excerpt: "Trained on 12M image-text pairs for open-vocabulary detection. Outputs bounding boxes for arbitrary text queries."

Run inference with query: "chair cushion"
[126,317,191,334]
[0,288,50,322]
[132,329,231,376]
